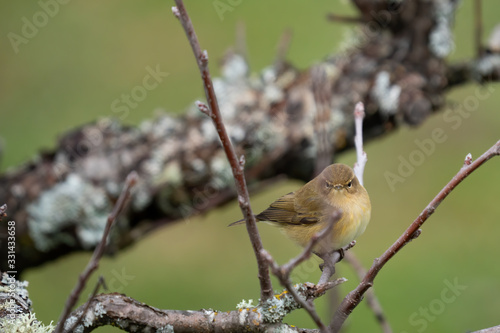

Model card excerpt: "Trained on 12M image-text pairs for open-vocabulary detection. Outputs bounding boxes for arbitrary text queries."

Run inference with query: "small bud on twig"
[410,229,422,241]
[171,6,180,19]
[354,101,365,119]
[200,50,209,66]
[0,204,7,217]
[195,101,212,117]
[345,240,356,251]
[463,153,473,168]
[239,155,246,167]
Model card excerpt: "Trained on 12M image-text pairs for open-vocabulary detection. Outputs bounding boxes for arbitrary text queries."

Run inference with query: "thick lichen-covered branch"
[65,286,337,333]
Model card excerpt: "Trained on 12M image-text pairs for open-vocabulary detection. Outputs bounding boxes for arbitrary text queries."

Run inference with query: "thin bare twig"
[261,211,342,333]
[312,65,333,177]
[316,103,369,288]
[327,13,364,24]
[474,0,484,58]
[54,171,138,333]
[329,140,500,333]
[487,24,500,53]
[344,252,392,333]
[284,211,341,277]
[235,21,247,61]
[172,0,273,301]
[353,102,367,186]
[346,100,391,332]
[274,28,293,75]
[65,276,107,333]
[262,251,328,333]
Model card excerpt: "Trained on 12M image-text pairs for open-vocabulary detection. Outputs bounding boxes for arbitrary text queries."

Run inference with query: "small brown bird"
[230,163,371,257]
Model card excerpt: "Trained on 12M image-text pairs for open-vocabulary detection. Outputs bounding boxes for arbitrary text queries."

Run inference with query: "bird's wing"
[255,192,297,224]
[256,191,324,225]
[293,184,330,224]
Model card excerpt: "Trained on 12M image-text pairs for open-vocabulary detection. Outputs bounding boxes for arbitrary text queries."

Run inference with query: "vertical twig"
[329,140,500,333]
[312,66,333,176]
[54,171,138,333]
[235,21,247,61]
[172,0,273,301]
[274,28,293,75]
[353,102,367,186]
[474,0,484,58]
[346,101,391,332]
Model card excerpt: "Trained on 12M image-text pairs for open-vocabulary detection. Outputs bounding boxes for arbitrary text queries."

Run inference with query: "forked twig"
[343,252,392,333]
[283,211,341,277]
[261,211,343,333]
[54,171,138,333]
[65,276,107,333]
[329,140,500,332]
[172,0,273,301]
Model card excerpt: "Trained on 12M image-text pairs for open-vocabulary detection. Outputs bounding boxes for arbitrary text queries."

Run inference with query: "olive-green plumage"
[230,163,371,256]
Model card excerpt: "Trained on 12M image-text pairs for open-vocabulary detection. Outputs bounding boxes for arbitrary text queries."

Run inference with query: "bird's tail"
[228,216,260,227]
[228,219,246,227]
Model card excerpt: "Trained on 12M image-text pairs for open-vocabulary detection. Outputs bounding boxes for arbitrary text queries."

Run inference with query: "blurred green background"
[1,1,500,332]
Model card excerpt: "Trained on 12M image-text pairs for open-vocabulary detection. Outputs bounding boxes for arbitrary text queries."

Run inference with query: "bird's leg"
[317,250,342,285]
[338,248,345,260]
[316,242,355,285]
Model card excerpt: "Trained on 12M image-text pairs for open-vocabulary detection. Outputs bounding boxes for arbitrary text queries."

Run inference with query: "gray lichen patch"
[156,324,175,333]
[475,55,500,77]
[0,313,55,333]
[371,71,401,116]
[258,285,305,324]
[0,273,30,306]
[429,0,460,58]
[0,273,54,333]
[27,173,111,252]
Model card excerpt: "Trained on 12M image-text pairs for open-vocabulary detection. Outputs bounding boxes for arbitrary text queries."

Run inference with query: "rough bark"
[1,0,499,275]
[63,285,337,333]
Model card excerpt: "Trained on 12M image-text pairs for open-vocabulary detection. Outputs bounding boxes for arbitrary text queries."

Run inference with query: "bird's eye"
[325,182,332,189]
[347,181,352,188]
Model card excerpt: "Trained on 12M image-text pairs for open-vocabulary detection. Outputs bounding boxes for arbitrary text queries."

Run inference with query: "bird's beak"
[334,185,343,190]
